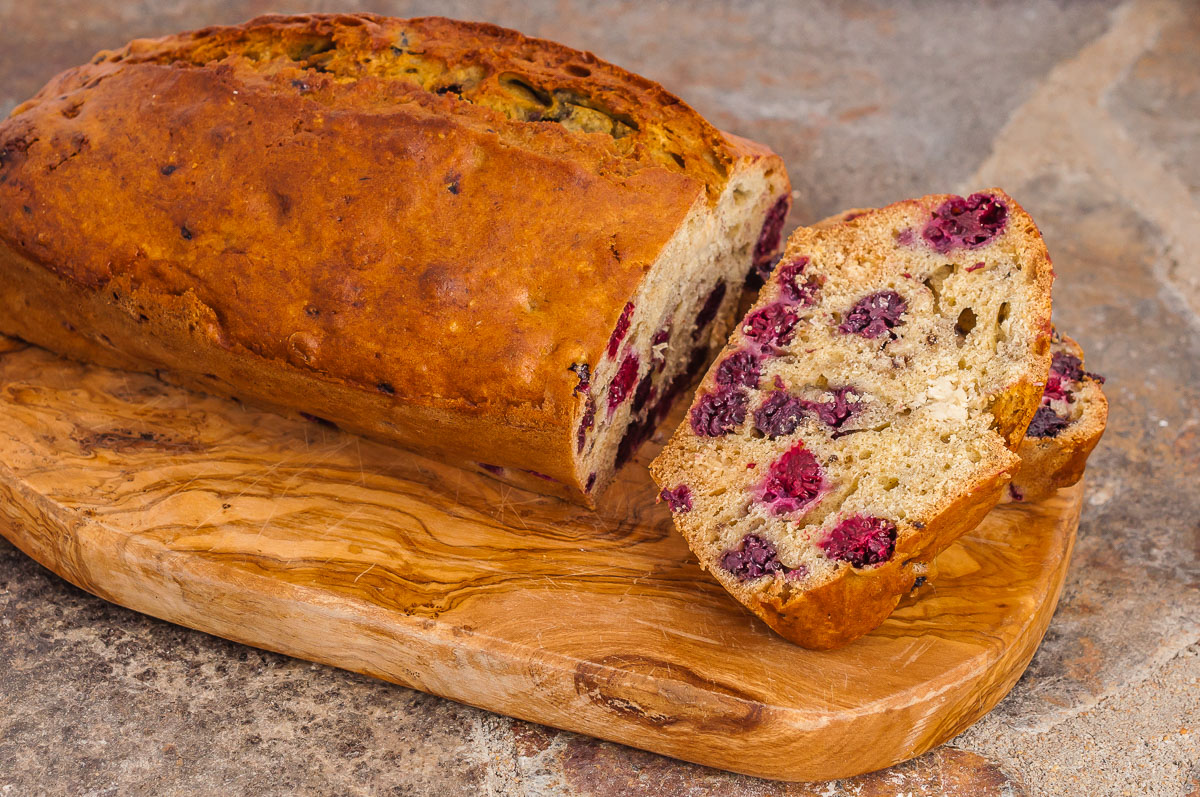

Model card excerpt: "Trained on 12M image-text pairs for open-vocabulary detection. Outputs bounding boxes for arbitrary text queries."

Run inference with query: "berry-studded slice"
[1006,330,1108,502]
[651,189,1054,649]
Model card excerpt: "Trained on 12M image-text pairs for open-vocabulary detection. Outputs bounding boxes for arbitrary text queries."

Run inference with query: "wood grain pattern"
[0,339,1081,782]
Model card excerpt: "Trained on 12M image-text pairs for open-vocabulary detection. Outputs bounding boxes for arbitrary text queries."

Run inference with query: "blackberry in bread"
[1007,330,1107,502]
[651,190,1054,649]
[0,13,790,507]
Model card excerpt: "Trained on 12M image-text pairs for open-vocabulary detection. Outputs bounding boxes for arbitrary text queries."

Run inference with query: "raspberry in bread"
[0,14,790,508]
[1007,330,1107,502]
[651,190,1054,649]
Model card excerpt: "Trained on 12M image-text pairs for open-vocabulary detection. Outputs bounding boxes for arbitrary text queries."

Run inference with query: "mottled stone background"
[1,1,1197,795]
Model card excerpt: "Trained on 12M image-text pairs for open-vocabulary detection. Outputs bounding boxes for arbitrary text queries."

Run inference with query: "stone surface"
[0,1,1197,795]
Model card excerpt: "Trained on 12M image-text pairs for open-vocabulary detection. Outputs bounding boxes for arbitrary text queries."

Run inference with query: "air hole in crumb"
[881,476,899,490]
[923,265,954,313]
[565,64,591,77]
[955,307,977,337]
[996,302,1011,342]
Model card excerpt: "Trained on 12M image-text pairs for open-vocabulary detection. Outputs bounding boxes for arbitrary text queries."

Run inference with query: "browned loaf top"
[0,13,788,504]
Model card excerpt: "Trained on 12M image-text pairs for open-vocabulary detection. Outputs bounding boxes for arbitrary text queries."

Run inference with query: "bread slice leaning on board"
[0,13,791,507]
[651,189,1055,649]
[816,210,1109,506]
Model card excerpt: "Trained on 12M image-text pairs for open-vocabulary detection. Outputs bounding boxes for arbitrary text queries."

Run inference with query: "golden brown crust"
[0,13,784,504]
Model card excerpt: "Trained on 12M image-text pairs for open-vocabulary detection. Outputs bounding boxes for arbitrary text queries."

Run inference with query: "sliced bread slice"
[651,189,1054,648]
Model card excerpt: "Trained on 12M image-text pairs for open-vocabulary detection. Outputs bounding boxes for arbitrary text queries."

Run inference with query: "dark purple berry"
[615,416,655,468]
[577,395,596,453]
[659,484,693,512]
[720,534,785,580]
[607,353,641,414]
[689,387,748,437]
[820,515,896,567]
[1050,351,1085,382]
[653,374,686,422]
[607,302,635,357]
[1027,404,1071,438]
[631,372,655,414]
[805,386,860,428]
[777,257,821,306]
[922,193,1008,253]
[715,349,762,389]
[838,291,907,339]
[755,443,824,516]
[569,362,591,395]
[586,472,597,492]
[754,391,806,438]
[744,302,800,348]
[753,195,790,268]
[692,282,728,340]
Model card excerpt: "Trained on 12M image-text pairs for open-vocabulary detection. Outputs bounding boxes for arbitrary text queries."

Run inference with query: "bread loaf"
[0,13,790,506]
[651,190,1054,648]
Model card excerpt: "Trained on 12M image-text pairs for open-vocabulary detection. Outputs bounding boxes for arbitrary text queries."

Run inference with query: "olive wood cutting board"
[0,337,1080,782]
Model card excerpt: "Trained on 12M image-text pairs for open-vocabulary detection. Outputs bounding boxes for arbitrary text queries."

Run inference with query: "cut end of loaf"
[652,188,1054,647]
[568,161,791,504]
